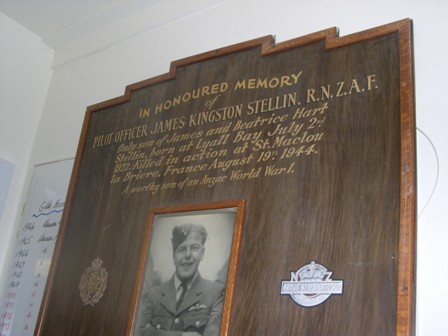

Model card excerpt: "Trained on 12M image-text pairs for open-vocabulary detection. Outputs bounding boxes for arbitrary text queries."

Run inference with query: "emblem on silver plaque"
[280,261,343,307]
[79,257,108,307]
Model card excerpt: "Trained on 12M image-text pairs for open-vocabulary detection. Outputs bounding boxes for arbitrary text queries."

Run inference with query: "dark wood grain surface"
[36,19,415,336]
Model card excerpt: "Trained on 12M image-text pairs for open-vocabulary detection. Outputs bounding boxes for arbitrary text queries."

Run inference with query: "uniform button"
[156,324,161,329]
[174,318,180,324]
[195,320,200,327]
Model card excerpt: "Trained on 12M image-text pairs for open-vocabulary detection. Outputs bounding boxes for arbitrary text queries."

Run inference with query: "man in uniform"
[138,223,225,336]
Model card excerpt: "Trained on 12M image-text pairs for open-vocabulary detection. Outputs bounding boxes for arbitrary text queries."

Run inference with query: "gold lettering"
[188,105,242,127]
[139,108,150,118]
[234,71,302,90]
[348,79,361,94]
[306,89,316,103]
[320,85,331,101]
[154,82,229,114]
[246,93,296,115]
[113,126,148,144]
[367,74,377,90]
[93,132,114,148]
[336,81,345,97]
[149,117,185,135]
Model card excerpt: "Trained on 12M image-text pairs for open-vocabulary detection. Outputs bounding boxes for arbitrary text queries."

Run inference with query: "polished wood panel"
[36,19,415,336]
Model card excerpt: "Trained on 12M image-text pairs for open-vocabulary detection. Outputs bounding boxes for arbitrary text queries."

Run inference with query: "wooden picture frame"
[127,200,245,335]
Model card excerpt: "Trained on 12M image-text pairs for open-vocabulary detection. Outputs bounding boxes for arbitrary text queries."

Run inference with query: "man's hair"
[171,223,207,252]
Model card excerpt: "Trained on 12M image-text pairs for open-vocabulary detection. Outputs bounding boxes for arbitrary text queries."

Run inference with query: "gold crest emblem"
[79,257,108,307]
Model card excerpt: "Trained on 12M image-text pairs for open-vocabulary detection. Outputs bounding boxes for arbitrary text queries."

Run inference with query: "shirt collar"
[174,272,198,291]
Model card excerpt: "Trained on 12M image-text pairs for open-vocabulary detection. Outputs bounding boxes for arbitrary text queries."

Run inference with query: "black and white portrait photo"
[133,205,240,336]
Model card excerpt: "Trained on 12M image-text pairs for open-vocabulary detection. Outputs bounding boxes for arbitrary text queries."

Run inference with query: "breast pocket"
[150,316,172,331]
[183,313,209,331]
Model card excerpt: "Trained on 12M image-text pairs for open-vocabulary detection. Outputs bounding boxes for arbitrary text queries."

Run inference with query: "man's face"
[173,231,205,282]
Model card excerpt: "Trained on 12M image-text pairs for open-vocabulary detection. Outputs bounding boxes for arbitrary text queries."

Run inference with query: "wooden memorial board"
[36,19,415,336]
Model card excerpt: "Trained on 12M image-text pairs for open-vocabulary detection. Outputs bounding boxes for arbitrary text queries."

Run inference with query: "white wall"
[2,0,447,334]
[0,13,53,295]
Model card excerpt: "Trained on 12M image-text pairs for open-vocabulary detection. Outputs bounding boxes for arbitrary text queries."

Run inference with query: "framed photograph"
[128,200,246,335]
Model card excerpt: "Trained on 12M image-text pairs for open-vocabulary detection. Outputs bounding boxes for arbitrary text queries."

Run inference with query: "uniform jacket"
[138,274,225,336]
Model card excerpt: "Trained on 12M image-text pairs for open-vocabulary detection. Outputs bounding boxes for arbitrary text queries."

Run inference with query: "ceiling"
[0,0,164,49]
[1,0,226,67]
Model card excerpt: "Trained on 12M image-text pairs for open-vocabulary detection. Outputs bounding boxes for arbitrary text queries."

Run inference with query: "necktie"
[176,282,187,310]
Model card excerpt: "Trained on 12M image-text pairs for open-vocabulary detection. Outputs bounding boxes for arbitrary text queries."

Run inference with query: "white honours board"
[0,159,73,336]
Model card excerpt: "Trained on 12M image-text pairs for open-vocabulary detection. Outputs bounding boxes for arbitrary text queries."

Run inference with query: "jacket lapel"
[160,277,177,315]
